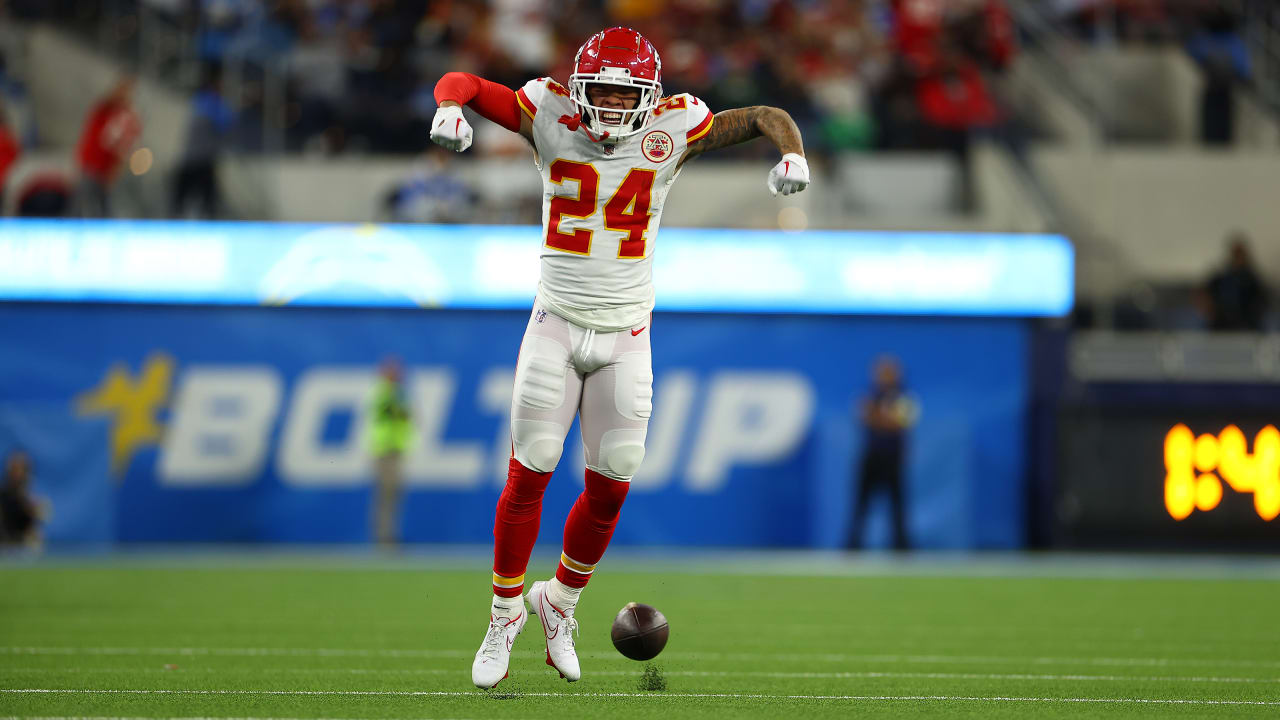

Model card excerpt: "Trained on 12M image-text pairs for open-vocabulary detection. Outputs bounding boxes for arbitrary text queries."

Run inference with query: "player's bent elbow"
[437,71,474,87]
[765,106,800,128]
[433,71,479,105]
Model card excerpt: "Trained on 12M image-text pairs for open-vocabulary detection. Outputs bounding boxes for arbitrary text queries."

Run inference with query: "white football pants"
[509,305,653,481]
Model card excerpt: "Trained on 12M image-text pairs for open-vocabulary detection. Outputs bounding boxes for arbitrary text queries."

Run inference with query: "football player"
[430,26,809,688]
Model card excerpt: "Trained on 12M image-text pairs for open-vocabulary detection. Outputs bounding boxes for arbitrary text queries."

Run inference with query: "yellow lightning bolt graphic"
[75,352,175,477]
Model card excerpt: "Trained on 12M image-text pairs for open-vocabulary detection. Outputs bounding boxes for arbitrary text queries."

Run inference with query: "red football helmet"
[570,27,663,141]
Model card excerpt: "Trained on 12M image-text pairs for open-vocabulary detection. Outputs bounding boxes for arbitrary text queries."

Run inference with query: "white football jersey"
[516,77,714,332]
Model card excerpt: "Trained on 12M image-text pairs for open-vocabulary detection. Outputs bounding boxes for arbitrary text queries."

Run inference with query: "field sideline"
[2,550,1279,719]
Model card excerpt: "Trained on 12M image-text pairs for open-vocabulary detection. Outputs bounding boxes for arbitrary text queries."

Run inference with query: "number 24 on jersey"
[546,159,654,259]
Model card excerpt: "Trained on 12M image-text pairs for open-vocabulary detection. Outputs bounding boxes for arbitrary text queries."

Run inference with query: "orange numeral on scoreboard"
[546,160,655,259]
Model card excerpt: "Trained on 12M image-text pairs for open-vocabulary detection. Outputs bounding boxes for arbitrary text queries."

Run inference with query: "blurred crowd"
[0,1,1261,172]
[1,1,1262,207]
[0,0,1270,330]
[1053,0,1251,45]
[0,0,1029,218]
[1055,0,1259,145]
[3,0,1028,158]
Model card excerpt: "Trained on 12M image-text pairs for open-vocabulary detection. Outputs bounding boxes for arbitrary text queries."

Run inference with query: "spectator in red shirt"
[915,42,1002,211]
[75,76,141,217]
[892,0,945,75]
[915,50,1002,132]
[0,101,19,216]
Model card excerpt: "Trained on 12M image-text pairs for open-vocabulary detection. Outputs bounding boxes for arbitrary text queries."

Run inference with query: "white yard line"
[4,646,1280,669]
[5,667,1279,685]
[2,689,1279,706]
[0,712,501,717]
[11,547,1280,581]
[0,648,473,659]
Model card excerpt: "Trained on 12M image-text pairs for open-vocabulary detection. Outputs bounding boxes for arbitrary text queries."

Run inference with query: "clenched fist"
[767,152,810,197]
[430,105,473,152]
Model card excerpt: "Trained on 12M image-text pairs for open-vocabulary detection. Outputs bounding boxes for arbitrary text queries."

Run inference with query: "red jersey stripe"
[687,112,714,143]
[516,88,538,120]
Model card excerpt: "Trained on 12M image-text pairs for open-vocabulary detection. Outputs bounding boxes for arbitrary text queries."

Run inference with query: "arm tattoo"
[680,106,804,166]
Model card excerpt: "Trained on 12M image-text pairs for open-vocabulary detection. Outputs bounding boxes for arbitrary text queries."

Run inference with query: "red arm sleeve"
[434,72,523,133]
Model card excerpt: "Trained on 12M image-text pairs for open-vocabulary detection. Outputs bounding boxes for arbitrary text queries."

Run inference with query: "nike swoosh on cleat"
[631,326,646,336]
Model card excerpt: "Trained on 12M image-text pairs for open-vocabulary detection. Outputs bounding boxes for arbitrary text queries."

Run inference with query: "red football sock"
[492,457,553,598]
[556,469,630,589]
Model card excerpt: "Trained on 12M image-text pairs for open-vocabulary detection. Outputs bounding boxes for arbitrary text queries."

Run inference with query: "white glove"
[430,104,473,152]
[767,152,810,197]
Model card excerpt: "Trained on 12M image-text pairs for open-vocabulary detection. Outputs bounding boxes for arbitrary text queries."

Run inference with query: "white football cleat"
[527,580,580,682]
[471,607,527,689]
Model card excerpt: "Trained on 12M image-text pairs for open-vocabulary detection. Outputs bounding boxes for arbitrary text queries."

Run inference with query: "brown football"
[610,602,669,661]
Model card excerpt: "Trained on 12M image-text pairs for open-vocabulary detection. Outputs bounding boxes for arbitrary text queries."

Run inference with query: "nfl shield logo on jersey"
[641,131,673,163]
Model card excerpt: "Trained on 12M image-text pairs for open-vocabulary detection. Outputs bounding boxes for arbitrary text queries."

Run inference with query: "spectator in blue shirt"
[383,149,476,224]
[1186,6,1252,145]
[172,66,236,218]
[1200,233,1268,331]
[848,356,919,550]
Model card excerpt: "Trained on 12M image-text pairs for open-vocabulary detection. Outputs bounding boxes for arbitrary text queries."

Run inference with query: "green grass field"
[2,552,1279,719]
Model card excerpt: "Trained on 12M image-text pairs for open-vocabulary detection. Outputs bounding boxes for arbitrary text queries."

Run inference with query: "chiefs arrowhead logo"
[641,130,673,163]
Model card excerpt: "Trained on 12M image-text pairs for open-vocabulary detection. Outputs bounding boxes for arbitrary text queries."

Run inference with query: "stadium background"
[3,2,1280,718]
[1,0,1277,552]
